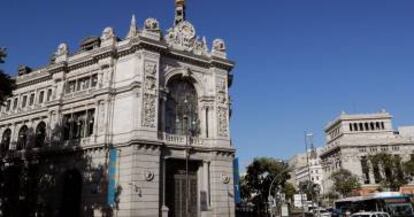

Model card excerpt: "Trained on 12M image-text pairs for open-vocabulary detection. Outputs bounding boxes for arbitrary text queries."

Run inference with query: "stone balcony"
[158,132,204,146]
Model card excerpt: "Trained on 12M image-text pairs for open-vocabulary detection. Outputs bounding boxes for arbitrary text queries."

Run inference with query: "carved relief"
[144,18,160,31]
[216,79,229,137]
[99,101,105,133]
[142,62,158,128]
[165,21,208,56]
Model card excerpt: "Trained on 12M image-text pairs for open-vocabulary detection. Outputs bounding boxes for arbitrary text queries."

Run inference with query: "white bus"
[334,192,414,217]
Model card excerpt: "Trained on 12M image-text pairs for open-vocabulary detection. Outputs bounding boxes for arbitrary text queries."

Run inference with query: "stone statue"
[212,39,226,52]
[55,43,68,56]
[144,18,160,31]
[101,27,115,40]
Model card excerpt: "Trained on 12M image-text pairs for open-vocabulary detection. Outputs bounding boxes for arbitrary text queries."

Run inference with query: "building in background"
[289,148,325,195]
[320,110,414,195]
[0,1,236,216]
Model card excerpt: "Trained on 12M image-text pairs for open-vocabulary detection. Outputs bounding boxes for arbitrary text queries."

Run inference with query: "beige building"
[0,1,236,217]
[320,110,414,194]
[289,148,325,194]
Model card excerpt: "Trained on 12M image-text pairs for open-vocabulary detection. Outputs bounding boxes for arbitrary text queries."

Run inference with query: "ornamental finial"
[175,0,186,25]
[126,14,138,39]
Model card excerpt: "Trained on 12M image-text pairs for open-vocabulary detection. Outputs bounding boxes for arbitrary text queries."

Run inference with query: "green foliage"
[403,154,414,177]
[330,169,361,197]
[282,182,297,203]
[0,48,16,105]
[369,153,408,191]
[241,157,291,217]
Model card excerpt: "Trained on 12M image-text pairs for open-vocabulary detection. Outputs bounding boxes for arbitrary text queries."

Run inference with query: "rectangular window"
[87,109,95,136]
[6,100,11,111]
[29,93,35,106]
[38,91,44,104]
[22,95,27,108]
[13,98,18,110]
[47,89,52,101]
[77,79,83,91]
[63,109,95,140]
[66,81,76,94]
[91,74,98,87]
[84,77,90,89]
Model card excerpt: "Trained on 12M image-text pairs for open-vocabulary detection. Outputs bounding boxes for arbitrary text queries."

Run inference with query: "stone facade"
[0,2,236,217]
[320,111,414,194]
[289,148,325,194]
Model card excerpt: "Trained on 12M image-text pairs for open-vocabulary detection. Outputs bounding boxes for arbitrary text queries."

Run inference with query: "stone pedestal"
[162,205,169,217]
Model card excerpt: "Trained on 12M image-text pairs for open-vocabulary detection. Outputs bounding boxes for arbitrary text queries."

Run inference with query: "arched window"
[1,129,11,153]
[370,122,375,131]
[35,122,47,148]
[365,123,369,131]
[17,125,29,150]
[359,123,364,132]
[165,78,200,136]
[376,122,380,130]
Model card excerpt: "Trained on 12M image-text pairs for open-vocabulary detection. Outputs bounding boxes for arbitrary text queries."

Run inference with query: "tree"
[241,157,291,217]
[282,182,297,204]
[330,169,361,197]
[0,48,15,105]
[402,153,414,180]
[299,180,319,202]
[369,153,408,191]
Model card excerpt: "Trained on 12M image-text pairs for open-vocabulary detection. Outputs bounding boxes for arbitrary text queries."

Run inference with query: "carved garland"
[142,62,158,128]
[216,79,229,137]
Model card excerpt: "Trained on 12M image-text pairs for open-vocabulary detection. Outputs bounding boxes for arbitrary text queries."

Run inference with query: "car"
[351,211,391,217]
[312,208,332,217]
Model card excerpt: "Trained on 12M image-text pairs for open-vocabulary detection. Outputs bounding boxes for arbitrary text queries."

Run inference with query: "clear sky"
[1,0,414,170]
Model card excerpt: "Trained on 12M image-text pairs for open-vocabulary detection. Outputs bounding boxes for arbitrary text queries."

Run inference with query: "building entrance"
[60,169,82,217]
[166,159,200,217]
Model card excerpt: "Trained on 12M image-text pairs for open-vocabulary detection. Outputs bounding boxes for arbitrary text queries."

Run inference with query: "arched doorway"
[35,122,46,148]
[60,169,82,217]
[1,129,11,154]
[17,125,28,150]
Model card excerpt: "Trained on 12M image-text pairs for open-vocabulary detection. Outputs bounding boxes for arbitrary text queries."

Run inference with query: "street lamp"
[176,88,198,217]
[267,164,291,217]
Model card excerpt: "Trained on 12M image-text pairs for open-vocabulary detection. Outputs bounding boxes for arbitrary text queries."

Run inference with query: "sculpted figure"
[144,18,160,31]
[213,39,226,52]
[56,43,68,56]
[101,27,115,40]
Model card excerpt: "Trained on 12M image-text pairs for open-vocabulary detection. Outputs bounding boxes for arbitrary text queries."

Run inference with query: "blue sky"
[1,0,414,169]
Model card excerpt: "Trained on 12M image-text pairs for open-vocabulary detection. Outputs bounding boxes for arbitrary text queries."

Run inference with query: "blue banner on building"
[107,147,118,207]
[233,158,241,204]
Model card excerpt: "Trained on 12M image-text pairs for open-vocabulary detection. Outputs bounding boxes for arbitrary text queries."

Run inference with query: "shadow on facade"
[0,124,121,217]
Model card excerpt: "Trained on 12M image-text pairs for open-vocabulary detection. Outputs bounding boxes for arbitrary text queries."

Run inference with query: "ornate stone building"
[289,148,325,195]
[320,111,414,195]
[0,1,236,217]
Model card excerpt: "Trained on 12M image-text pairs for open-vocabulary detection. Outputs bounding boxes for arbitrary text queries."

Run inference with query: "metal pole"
[305,132,317,214]
[267,165,290,217]
[186,136,189,217]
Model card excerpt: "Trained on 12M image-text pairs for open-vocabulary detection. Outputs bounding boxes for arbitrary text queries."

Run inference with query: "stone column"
[368,162,375,184]
[161,156,169,217]
[160,92,167,133]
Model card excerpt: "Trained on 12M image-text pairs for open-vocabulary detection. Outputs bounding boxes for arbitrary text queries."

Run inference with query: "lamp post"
[267,164,291,217]
[305,132,316,210]
[179,89,198,217]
